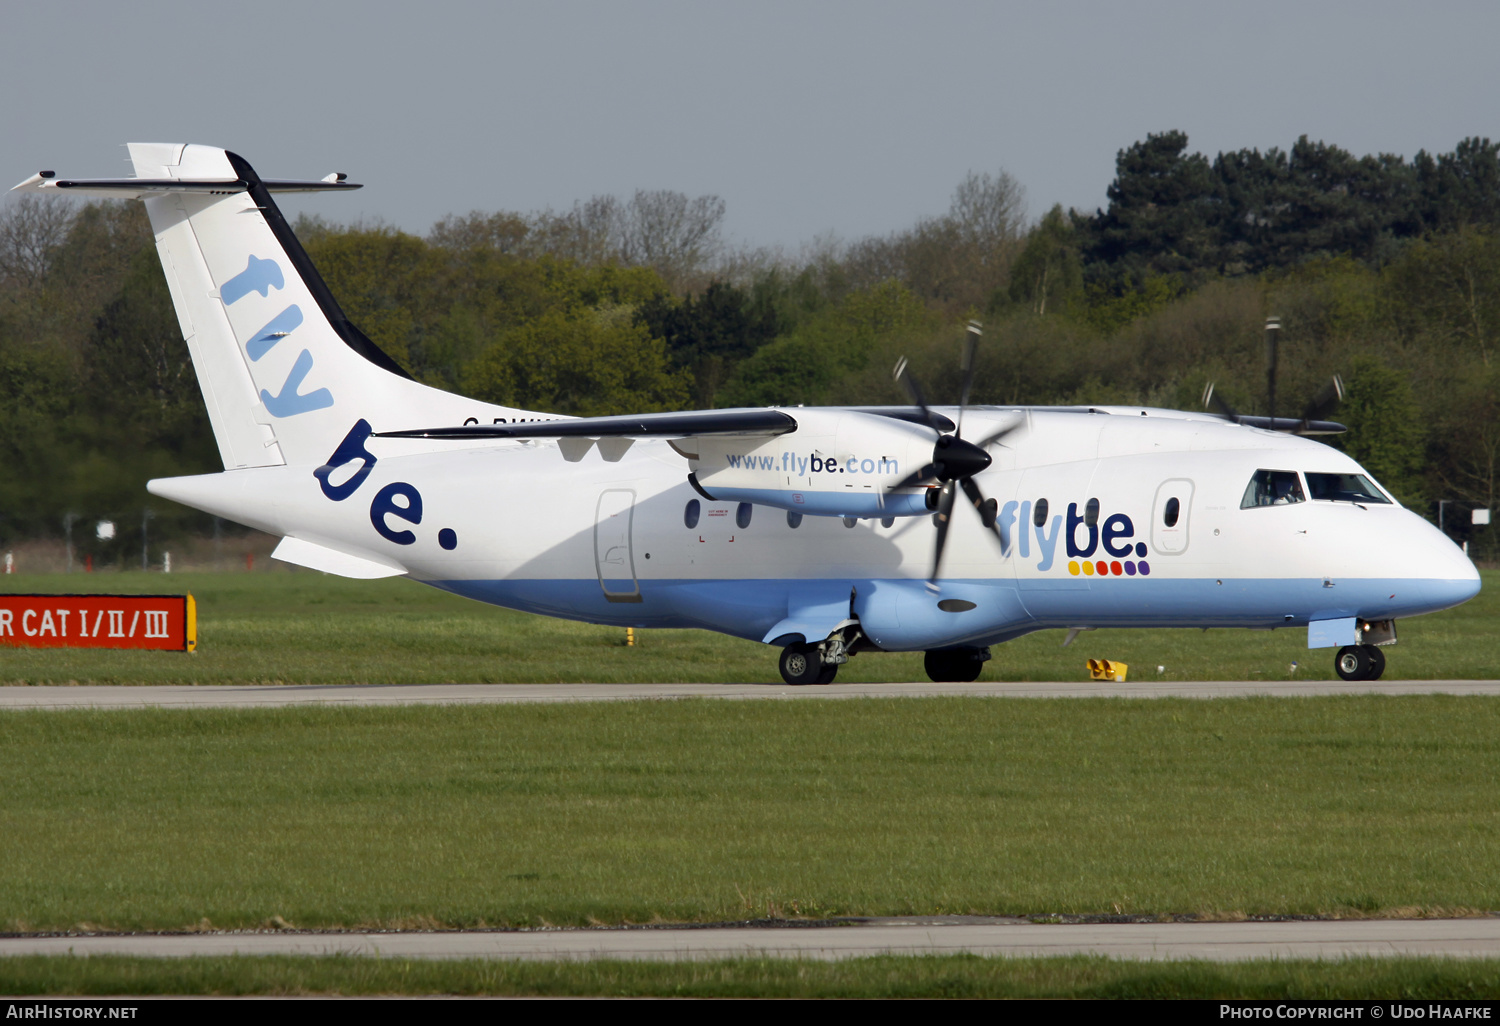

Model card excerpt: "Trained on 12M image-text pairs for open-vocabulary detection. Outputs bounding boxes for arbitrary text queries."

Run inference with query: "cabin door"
[594,489,642,602]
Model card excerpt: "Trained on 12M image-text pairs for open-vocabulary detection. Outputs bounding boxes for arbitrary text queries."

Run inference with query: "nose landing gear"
[1334,644,1387,681]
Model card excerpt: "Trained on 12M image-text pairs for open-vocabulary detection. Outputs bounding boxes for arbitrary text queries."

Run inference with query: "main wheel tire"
[1363,645,1386,681]
[779,643,824,686]
[924,649,984,683]
[1335,645,1372,681]
[815,664,839,685]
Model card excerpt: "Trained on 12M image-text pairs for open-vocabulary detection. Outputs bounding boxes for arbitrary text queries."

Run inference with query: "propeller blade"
[893,357,946,434]
[928,480,958,588]
[1296,374,1345,433]
[1265,316,1281,428]
[955,320,981,439]
[975,414,1024,451]
[887,463,938,492]
[1202,381,1242,423]
[959,476,1007,553]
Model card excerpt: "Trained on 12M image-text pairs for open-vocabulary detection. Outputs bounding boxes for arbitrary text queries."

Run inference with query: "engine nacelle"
[854,578,1031,650]
[688,409,934,518]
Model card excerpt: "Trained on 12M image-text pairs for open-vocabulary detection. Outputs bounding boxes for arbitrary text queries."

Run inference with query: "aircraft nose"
[1445,574,1482,606]
[1418,516,1481,607]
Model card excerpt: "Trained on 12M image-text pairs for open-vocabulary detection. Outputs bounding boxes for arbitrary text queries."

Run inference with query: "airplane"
[12,144,1482,685]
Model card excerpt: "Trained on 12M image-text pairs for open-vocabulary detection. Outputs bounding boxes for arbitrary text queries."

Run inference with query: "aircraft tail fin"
[15,143,525,469]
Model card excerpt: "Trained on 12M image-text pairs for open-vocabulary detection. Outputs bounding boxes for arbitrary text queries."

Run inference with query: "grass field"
[3,571,1497,998]
[2,697,1497,932]
[2,953,1499,999]
[1,569,1496,684]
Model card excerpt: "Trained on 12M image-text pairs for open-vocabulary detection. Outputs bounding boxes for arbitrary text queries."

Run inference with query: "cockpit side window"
[1241,469,1306,508]
[1305,472,1392,504]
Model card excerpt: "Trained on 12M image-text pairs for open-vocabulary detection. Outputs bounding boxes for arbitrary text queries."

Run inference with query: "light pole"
[63,513,78,573]
[141,508,154,572]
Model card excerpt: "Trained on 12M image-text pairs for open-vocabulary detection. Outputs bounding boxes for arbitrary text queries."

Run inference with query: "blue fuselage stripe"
[427,575,1480,649]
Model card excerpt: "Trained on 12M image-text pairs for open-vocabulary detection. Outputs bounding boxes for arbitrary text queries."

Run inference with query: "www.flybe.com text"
[724,452,899,476]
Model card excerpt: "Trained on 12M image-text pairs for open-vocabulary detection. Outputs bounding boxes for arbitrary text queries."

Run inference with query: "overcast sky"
[4,1,1498,252]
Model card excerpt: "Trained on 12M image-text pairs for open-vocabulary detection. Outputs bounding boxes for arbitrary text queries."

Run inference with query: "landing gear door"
[1152,479,1194,555]
[594,489,642,603]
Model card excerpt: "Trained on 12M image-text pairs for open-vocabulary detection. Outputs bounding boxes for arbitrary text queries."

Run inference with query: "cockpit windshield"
[1305,472,1391,504]
[1241,470,1305,508]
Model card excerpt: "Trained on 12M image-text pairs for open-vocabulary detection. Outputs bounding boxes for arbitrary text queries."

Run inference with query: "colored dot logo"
[1069,559,1150,577]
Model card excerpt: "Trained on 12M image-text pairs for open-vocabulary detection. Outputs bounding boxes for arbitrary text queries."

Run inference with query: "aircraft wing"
[375,408,798,440]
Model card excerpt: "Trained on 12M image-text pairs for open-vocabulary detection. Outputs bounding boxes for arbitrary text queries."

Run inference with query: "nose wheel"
[1334,645,1386,681]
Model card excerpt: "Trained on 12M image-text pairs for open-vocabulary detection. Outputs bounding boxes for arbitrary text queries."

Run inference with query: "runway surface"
[0,680,1498,709]
[4,918,1500,962]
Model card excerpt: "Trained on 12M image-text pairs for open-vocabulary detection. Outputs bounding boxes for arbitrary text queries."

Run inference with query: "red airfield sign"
[0,595,197,651]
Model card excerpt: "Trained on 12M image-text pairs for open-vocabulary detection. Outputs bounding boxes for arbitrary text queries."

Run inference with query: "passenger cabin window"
[1305,472,1391,504]
[787,511,803,529]
[1084,498,1100,527]
[1033,498,1049,527]
[1163,497,1180,527]
[684,499,701,528]
[1241,470,1305,508]
[736,502,754,528]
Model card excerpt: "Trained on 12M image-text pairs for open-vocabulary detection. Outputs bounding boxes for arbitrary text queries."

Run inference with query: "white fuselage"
[150,405,1481,653]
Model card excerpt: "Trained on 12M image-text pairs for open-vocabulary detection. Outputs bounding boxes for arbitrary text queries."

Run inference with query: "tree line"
[1,132,1497,560]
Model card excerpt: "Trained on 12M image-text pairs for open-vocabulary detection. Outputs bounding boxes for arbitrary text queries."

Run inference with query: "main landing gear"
[923,647,992,683]
[777,626,861,685]
[778,643,839,686]
[1334,644,1387,682]
[775,634,994,686]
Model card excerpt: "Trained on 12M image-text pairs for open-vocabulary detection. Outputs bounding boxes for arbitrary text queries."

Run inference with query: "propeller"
[1265,315,1280,428]
[1296,374,1345,433]
[1201,380,1243,422]
[1202,316,1347,435]
[890,321,1023,589]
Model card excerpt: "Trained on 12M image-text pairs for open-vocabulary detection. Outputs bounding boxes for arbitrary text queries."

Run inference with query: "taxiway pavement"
[3,918,1499,962]
[0,680,1498,709]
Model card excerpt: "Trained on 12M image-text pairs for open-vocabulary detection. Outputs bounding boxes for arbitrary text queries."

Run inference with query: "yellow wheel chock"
[1087,658,1128,682]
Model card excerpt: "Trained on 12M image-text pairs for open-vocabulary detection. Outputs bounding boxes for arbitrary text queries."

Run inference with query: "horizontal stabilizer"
[11,171,360,197]
[378,408,799,440]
